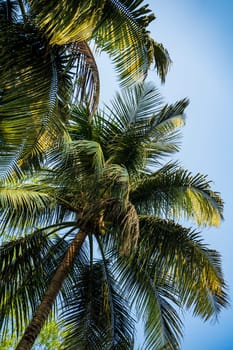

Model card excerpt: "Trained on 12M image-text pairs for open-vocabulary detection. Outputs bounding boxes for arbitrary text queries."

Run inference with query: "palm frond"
[0,0,19,23]
[29,0,170,84]
[94,0,171,84]
[29,0,104,45]
[113,253,183,350]
[0,175,58,234]
[69,83,187,175]
[130,162,224,226]
[61,260,134,350]
[99,82,187,173]
[0,231,54,337]
[0,224,83,340]
[137,216,228,320]
[0,22,73,176]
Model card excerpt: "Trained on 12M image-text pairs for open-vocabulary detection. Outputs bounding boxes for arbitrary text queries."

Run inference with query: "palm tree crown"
[0,82,228,349]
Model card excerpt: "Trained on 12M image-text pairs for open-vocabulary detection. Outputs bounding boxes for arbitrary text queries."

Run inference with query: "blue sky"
[149,2,233,349]
[98,1,233,349]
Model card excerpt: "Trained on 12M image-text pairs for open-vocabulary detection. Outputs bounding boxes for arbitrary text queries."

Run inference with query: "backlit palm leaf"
[137,216,228,320]
[130,162,224,226]
[0,175,58,234]
[29,0,170,85]
[0,226,86,338]
[113,252,183,350]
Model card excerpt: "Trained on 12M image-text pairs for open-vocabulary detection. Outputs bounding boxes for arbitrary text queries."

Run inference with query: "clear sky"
[98,1,233,349]
[149,2,233,349]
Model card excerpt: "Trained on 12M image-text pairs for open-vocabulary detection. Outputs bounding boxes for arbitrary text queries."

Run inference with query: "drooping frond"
[0,231,57,337]
[93,0,168,85]
[0,22,73,175]
[70,41,100,117]
[53,139,105,187]
[28,0,104,45]
[101,198,140,256]
[61,260,134,349]
[113,252,183,350]
[137,216,228,320]
[130,162,224,226]
[0,225,85,340]
[28,0,170,84]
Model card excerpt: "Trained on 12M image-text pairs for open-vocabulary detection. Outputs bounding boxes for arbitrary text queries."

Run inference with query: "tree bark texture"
[16,230,87,350]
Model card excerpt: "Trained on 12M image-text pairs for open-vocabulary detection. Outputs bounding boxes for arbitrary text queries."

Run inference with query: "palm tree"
[0,0,170,179]
[0,82,228,349]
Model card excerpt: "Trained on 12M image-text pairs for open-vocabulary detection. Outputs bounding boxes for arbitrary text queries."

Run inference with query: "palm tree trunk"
[16,229,87,350]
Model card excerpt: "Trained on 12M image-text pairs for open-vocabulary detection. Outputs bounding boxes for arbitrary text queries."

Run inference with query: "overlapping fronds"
[137,216,228,320]
[0,176,57,233]
[0,225,86,340]
[0,22,72,176]
[28,0,170,85]
[113,252,183,350]
[0,230,58,337]
[130,162,224,226]
[68,83,187,178]
[93,0,167,85]
[0,0,18,23]
[61,260,134,350]
[102,83,186,171]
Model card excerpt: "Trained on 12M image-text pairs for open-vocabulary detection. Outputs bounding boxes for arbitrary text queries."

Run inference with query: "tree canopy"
[0,1,228,349]
[0,82,228,349]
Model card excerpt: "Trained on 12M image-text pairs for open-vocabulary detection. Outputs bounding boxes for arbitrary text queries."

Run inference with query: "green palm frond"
[137,216,228,320]
[101,199,139,256]
[99,82,186,172]
[107,81,163,130]
[0,175,58,234]
[0,225,83,339]
[102,164,129,203]
[113,253,183,350]
[29,0,170,85]
[0,22,72,174]
[0,231,53,337]
[69,83,187,175]
[130,162,224,226]
[94,0,170,84]
[146,36,171,83]
[61,260,134,350]
[29,0,103,45]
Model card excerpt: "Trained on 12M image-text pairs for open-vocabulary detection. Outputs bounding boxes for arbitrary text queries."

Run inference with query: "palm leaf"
[29,0,170,84]
[0,231,54,337]
[0,0,18,23]
[0,175,59,234]
[113,252,183,350]
[61,260,134,350]
[130,162,224,226]
[101,82,186,173]
[0,224,85,340]
[137,216,228,320]
[0,21,78,176]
